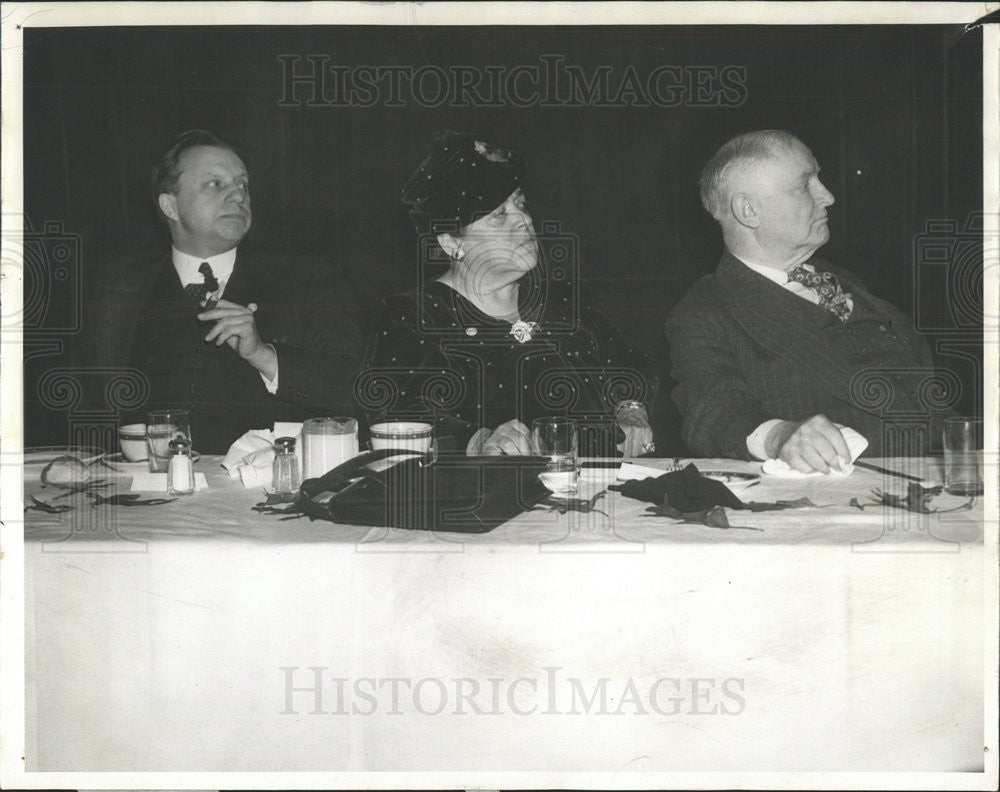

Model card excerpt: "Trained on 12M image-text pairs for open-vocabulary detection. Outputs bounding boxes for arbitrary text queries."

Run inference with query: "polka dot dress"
[361,279,658,455]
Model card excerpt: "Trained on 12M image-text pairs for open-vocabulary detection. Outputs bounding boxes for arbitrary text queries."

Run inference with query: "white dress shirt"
[171,247,236,297]
[171,247,278,393]
[733,256,855,459]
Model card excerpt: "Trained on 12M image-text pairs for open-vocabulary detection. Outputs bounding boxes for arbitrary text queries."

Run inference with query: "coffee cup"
[119,423,148,462]
[369,422,434,453]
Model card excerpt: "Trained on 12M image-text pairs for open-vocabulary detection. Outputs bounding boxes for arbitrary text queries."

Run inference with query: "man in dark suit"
[666,130,949,472]
[128,129,362,453]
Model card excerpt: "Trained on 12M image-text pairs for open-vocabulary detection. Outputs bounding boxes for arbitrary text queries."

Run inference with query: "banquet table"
[20,455,986,774]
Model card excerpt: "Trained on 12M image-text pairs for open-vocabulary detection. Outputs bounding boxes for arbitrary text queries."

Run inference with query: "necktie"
[184,261,220,304]
[786,264,852,322]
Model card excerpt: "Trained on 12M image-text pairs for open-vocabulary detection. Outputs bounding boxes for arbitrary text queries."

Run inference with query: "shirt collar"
[731,254,814,288]
[171,247,237,288]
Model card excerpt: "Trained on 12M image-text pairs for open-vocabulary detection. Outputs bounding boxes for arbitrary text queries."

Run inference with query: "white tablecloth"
[21,457,986,774]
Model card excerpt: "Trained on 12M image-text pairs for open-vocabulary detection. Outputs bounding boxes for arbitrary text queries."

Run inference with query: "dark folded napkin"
[609,463,745,511]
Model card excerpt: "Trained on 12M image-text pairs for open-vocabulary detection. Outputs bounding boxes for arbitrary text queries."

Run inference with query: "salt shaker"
[272,436,301,495]
[167,438,195,495]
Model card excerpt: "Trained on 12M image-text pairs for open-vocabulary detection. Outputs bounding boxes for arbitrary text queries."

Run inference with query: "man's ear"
[158,193,179,223]
[730,193,760,229]
[437,232,462,260]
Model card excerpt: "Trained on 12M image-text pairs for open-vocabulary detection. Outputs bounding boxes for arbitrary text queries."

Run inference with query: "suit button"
[878,324,888,332]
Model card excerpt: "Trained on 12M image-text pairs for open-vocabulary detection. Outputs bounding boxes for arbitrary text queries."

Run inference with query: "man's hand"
[471,419,533,456]
[198,299,277,380]
[765,414,851,474]
[616,403,654,457]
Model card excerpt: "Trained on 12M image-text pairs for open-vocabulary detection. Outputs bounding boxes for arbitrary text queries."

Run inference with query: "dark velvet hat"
[401,130,525,233]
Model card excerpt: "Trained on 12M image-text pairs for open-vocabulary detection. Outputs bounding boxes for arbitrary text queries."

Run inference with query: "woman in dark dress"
[357,131,660,457]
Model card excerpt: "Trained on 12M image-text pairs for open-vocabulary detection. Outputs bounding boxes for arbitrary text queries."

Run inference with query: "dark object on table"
[530,491,609,516]
[297,448,549,533]
[86,492,178,507]
[25,496,74,514]
[611,463,745,511]
[853,460,925,482]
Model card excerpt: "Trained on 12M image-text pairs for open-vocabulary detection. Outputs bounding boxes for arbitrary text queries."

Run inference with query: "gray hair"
[699,130,804,222]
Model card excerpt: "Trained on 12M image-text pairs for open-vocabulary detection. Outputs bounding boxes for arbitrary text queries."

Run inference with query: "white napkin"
[617,462,672,481]
[761,425,869,478]
[131,472,208,492]
[221,422,303,489]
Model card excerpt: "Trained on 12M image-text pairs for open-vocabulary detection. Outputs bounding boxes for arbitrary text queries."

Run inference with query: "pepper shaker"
[272,436,301,495]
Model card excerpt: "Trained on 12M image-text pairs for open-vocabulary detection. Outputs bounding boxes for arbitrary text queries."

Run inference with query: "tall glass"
[532,417,579,495]
[943,416,983,496]
[146,410,191,473]
[302,417,359,479]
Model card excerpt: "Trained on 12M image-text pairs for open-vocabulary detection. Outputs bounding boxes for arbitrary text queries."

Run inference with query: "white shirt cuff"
[260,345,279,394]
[746,419,784,460]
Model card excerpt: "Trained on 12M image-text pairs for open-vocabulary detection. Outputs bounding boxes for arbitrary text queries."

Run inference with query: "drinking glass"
[146,410,191,473]
[532,417,579,495]
[302,417,359,479]
[943,416,983,496]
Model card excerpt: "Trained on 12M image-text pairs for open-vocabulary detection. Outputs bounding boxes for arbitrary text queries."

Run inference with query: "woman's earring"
[454,248,465,261]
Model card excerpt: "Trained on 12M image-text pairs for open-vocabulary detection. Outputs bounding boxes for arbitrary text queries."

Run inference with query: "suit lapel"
[713,252,860,407]
[219,248,259,306]
[148,253,186,302]
[219,248,283,342]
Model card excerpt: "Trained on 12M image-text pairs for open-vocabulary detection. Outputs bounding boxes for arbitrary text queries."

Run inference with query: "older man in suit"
[127,129,362,453]
[666,130,948,473]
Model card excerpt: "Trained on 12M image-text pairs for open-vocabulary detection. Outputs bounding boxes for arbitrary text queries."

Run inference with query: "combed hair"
[699,130,803,222]
[151,129,238,221]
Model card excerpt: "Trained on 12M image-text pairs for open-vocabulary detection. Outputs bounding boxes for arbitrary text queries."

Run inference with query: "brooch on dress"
[509,320,538,343]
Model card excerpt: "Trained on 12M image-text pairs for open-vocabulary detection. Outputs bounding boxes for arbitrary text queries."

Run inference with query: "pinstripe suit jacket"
[665,251,946,459]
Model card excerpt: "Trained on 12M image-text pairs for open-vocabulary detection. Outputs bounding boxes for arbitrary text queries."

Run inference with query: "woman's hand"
[466,420,532,456]
[616,403,655,457]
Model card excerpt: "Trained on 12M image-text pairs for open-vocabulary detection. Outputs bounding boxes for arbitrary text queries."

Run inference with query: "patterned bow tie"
[184,261,220,304]
[786,264,852,322]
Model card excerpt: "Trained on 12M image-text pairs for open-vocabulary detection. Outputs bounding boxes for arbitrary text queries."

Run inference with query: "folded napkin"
[222,422,303,489]
[610,465,818,528]
[610,464,744,511]
[760,425,868,478]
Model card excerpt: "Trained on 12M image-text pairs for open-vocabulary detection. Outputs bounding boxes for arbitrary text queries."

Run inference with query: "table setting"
[22,410,985,549]
[18,413,988,773]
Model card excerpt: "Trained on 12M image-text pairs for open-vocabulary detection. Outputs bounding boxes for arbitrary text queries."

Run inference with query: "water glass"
[943,416,983,496]
[146,410,191,473]
[532,417,579,495]
[302,417,359,479]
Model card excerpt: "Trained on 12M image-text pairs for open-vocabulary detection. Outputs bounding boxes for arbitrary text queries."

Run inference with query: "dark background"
[21,24,984,447]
